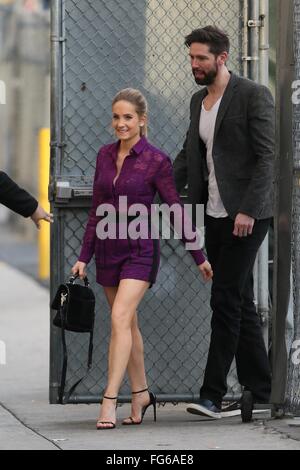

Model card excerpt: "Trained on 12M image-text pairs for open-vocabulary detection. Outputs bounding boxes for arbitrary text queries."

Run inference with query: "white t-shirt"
[199,97,228,218]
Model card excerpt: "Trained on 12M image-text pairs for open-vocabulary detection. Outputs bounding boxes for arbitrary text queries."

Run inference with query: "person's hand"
[30,204,53,229]
[198,260,213,281]
[233,213,255,237]
[71,261,87,280]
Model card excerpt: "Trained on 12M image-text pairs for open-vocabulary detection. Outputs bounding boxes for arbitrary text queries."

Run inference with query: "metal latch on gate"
[55,181,93,203]
[73,188,93,197]
[55,181,72,202]
[242,56,259,62]
[248,15,265,28]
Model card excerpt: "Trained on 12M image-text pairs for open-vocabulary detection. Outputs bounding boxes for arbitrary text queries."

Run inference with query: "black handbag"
[51,274,95,404]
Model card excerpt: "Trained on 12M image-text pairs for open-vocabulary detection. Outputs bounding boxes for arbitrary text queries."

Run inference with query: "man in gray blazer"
[173,26,274,419]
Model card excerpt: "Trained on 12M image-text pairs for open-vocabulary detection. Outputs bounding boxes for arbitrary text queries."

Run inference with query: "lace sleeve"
[78,150,102,264]
[154,156,206,266]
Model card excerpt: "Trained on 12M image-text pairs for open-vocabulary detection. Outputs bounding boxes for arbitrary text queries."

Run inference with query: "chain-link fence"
[50,0,244,403]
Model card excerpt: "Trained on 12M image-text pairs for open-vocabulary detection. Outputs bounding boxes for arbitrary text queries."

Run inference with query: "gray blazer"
[173,72,275,220]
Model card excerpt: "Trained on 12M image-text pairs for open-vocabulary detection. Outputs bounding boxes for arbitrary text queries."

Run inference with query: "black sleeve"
[0,171,38,217]
[238,85,275,218]
[172,92,199,193]
[173,134,188,194]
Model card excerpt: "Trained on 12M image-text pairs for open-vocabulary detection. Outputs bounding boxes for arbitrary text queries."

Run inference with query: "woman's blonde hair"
[112,88,148,137]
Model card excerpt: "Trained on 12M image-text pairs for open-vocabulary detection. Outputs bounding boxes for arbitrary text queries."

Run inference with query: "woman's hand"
[71,261,87,280]
[198,260,213,281]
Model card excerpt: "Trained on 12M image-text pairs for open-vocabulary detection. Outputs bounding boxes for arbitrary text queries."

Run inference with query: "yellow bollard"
[38,128,50,280]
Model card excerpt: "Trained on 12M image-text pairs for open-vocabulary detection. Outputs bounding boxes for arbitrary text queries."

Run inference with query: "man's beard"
[193,65,218,86]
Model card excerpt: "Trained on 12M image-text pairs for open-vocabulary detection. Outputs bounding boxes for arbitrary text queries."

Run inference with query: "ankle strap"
[103,395,118,400]
[132,388,148,395]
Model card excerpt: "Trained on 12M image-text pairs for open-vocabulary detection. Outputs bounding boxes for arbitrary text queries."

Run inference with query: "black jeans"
[200,215,272,409]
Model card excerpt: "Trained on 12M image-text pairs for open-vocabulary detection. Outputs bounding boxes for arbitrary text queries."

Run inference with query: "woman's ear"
[140,114,147,127]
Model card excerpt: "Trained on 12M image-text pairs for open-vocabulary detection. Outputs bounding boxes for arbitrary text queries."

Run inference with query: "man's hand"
[71,261,87,280]
[233,213,255,237]
[30,204,54,229]
[198,260,213,281]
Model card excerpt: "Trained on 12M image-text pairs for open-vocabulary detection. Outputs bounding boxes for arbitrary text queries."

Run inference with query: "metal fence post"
[249,0,260,82]
[49,0,64,404]
[271,0,294,409]
[257,0,270,350]
[285,0,300,414]
[246,0,270,350]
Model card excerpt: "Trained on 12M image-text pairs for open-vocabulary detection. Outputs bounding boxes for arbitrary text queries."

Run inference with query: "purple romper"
[78,137,205,287]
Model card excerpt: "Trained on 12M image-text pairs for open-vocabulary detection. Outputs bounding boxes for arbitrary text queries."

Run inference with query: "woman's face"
[112,100,145,144]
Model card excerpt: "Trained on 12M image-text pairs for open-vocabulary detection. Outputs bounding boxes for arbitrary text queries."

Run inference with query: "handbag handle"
[69,273,90,287]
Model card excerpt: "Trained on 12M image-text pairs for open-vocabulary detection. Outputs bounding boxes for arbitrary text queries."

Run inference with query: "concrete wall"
[0,0,50,237]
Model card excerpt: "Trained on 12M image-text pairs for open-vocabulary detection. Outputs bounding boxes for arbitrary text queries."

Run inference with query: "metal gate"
[50,0,245,404]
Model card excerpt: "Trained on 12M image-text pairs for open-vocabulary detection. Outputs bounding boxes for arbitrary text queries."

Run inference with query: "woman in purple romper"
[72,88,213,429]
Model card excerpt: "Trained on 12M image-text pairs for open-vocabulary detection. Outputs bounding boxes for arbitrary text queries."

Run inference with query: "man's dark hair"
[184,25,230,56]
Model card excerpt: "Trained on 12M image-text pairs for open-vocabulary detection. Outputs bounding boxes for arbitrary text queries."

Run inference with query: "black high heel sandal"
[96,395,118,430]
[122,388,157,425]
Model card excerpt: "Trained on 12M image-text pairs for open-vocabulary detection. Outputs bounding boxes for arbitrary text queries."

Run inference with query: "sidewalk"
[1,261,300,450]
[0,222,48,287]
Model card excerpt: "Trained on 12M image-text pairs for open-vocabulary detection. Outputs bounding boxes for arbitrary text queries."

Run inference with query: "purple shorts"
[95,236,160,288]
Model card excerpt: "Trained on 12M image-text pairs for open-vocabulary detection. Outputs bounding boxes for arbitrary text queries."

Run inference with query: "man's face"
[189,42,220,86]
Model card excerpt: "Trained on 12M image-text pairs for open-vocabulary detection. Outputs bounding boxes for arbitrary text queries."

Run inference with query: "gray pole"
[257,0,270,349]
[242,0,249,78]
[247,0,270,349]
[249,0,260,82]
[49,0,64,404]
[271,0,293,410]
[259,0,269,85]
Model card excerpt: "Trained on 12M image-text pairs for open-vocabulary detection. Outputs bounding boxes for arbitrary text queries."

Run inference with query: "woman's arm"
[153,156,208,268]
[78,151,102,264]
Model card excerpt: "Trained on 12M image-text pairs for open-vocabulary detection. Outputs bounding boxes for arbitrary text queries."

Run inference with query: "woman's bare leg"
[122,313,150,423]
[103,286,150,424]
[97,279,150,428]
